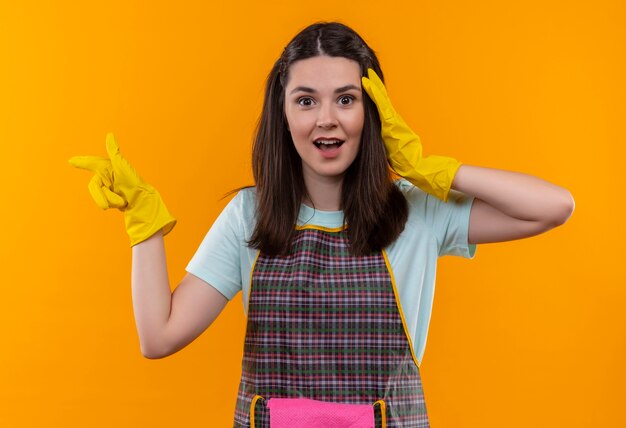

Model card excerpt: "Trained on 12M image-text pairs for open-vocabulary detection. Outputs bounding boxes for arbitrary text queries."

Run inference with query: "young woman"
[70,22,574,428]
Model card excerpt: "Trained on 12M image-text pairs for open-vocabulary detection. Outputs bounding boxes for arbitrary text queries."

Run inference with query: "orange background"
[1,0,624,426]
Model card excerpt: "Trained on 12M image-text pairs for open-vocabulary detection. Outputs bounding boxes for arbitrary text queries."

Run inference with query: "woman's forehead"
[285,56,362,92]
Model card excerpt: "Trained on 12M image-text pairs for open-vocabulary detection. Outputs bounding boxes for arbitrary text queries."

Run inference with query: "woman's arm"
[451,165,575,245]
[70,135,228,359]
[132,231,228,359]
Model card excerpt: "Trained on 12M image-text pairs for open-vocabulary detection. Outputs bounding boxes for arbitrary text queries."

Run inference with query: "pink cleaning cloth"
[266,397,374,428]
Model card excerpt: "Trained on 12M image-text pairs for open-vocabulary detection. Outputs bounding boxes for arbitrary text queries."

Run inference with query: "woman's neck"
[303,177,343,211]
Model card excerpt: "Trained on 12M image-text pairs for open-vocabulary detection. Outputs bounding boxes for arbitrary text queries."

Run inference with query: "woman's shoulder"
[393,178,469,206]
[393,178,426,203]
[237,185,257,198]
[394,177,424,192]
[214,186,258,237]
[228,185,257,205]
[218,186,257,221]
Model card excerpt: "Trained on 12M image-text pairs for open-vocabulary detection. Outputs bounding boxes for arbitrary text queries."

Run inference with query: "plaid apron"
[233,226,429,427]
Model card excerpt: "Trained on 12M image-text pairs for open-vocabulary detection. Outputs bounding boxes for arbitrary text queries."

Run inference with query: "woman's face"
[284,55,365,188]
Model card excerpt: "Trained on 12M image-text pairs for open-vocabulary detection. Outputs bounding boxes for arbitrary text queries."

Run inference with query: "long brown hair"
[248,22,408,256]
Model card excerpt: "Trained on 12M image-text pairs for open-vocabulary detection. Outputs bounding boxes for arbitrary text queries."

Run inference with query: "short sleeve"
[185,191,248,300]
[399,179,476,258]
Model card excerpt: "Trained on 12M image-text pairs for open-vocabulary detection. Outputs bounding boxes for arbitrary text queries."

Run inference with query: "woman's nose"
[316,104,338,128]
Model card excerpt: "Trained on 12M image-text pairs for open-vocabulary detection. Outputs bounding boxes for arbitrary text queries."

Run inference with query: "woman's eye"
[339,95,354,105]
[298,97,314,107]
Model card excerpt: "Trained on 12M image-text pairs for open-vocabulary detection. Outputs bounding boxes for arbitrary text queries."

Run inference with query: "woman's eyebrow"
[289,84,361,95]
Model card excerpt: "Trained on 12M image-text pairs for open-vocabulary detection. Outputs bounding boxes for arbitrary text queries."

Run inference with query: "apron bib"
[233,227,429,427]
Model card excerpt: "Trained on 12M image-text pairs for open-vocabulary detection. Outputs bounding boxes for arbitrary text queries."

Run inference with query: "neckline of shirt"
[298,203,345,228]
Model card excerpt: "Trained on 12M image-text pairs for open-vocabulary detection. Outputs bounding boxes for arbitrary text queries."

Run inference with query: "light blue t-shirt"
[186,179,476,365]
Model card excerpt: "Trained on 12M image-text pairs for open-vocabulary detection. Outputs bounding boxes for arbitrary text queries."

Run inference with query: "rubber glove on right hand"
[361,68,462,202]
[69,133,176,246]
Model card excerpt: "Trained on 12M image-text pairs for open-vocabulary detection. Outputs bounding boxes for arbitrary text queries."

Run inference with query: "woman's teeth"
[314,140,344,150]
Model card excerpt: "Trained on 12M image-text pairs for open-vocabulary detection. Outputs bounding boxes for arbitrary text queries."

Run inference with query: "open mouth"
[313,139,345,151]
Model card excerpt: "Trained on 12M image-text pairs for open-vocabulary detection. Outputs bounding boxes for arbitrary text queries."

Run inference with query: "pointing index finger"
[104,132,141,184]
[105,132,120,159]
[105,132,129,177]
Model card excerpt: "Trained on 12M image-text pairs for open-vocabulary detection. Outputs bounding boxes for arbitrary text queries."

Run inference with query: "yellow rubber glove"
[69,133,176,246]
[361,68,462,202]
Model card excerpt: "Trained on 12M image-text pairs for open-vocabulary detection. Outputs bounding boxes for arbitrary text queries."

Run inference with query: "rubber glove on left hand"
[361,68,462,202]
[69,133,176,246]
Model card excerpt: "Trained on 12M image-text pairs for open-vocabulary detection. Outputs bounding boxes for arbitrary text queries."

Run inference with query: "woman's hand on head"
[361,69,461,202]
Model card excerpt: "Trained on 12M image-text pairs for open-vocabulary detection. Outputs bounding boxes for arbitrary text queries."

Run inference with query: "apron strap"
[250,395,264,428]
[374,399,387,428]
